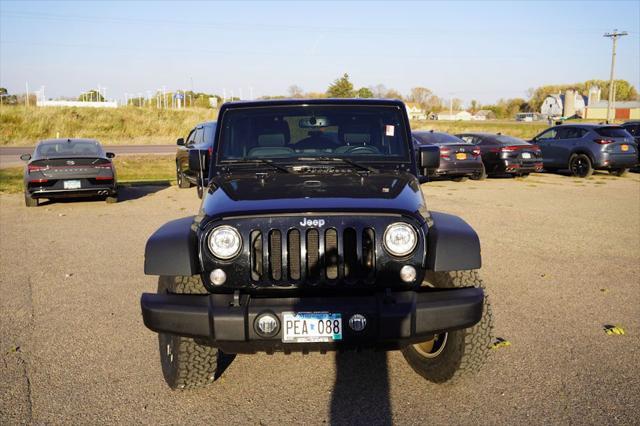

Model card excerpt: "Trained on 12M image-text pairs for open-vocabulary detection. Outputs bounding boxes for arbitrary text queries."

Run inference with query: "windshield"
[414,132,469,145]
[595,127,631,138]
[495,135,529,145]
[35,140,104,158]
[217,105,410,164]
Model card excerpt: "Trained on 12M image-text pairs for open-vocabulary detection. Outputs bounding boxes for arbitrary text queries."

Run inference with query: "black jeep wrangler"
[141,99,493,389]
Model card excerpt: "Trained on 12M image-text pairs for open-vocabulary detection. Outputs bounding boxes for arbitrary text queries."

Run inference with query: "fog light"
[209,269,226,286]
[400,265,417,283]
[255,313,279,337]
[349,314,367,332]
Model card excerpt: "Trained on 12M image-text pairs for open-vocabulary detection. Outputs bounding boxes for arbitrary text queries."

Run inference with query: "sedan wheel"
[569,154,593,178]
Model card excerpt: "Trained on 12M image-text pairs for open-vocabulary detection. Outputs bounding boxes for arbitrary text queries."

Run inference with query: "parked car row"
[413,121,639,182]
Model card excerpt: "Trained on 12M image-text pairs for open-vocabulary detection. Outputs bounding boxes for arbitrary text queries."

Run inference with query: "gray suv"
[531,124,638,177]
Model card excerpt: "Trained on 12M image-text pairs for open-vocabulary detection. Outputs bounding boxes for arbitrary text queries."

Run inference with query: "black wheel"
[105,193,118,204]
[470,164,487,181]
[519,173,530,178]
[451,176,468,182]
[401,270,493,383]
[24,192,38,207]
[176,163,191,188]
[609,168,629,177]
[157,276,228,390]
[568,154,593,178]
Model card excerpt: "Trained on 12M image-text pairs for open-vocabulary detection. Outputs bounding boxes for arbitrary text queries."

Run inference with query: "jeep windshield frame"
[214,103,413,173]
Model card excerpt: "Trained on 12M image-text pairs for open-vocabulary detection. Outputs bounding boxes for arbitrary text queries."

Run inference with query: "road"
[0,145,175,168]
[1,172,639,424]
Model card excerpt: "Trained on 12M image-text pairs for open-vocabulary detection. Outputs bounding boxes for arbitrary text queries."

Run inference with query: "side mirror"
[20,153,31,161]
[177,138,185,146]
[418,145,440,170]
[106,152,116,159]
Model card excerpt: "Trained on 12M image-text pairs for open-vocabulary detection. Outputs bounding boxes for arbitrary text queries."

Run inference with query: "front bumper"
[140,288,484,353]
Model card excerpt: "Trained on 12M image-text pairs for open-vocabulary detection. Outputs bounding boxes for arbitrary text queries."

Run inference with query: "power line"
[603,30,628,123]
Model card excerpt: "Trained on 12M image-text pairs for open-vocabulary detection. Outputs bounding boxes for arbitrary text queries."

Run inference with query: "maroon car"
[456,133,543,177]
[412,131,484,181]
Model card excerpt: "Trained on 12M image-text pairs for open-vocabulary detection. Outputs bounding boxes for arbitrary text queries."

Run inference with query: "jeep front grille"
[250,226,376,285]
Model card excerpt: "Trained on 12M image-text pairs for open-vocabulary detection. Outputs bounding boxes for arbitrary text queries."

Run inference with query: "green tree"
[326,73,355,98]
[357,87,374,98]
[470,99,479,113]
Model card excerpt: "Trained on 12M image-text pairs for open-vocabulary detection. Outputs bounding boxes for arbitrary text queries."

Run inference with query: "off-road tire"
[470,164,487,181]
[177,164,191,188]
[105,194,118,204]
[452,176,468,182]
[24,192,38,207]
[401,270,493,383]
[610,168,629,177]
[568,153,593,178]
[157,275,222,390]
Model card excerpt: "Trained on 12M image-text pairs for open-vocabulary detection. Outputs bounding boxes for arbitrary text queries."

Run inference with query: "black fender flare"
[144,216,199,276]
[426,211,481,271]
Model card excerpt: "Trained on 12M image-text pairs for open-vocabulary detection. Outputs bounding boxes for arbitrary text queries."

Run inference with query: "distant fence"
[36,100,119,108]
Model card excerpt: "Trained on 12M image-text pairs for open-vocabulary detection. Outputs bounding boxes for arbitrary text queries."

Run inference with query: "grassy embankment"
[0,106,214,146]
[2,105,562,146]
[0,155,175,193]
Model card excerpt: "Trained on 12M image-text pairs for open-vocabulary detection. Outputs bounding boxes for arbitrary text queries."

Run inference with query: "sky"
[1,0,639,105]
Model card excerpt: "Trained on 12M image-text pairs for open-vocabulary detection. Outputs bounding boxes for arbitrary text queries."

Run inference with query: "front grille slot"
[343,228,357,279]
[250,230,262,281]
[306,229,320,281]
[362,228,375,278]
[269,230,282,280]
[325,229,338,280]
[288,230,301,280]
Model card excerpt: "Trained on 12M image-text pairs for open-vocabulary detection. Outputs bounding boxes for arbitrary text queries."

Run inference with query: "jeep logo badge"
[300,218,325,227]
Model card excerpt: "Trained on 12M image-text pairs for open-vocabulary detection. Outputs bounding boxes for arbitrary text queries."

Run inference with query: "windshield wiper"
[311,156,378,173]
[227,158,291,174]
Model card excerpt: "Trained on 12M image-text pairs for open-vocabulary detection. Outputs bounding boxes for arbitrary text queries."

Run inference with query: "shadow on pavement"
[117,183,171,202]
[330,351,392,425]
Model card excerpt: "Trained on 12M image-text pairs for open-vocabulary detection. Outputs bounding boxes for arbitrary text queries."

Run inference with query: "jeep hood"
[201,173,426,219]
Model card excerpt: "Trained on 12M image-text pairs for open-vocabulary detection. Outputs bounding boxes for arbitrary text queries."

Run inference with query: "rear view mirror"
[106,152,116,159]
[418,145,440,170]
[20,153,31,161]
[177,137,185,146]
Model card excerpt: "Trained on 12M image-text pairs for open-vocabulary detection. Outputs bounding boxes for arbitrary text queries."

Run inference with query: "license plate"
[521,152,532,159]
[621,144,629,152]
[455,153,467,160]
[282,312,342,343]
[63,180,81,189]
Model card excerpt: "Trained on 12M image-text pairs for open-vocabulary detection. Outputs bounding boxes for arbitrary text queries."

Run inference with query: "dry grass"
[0,154,176,193]
[0,106,215,146]
[411,119,549,139]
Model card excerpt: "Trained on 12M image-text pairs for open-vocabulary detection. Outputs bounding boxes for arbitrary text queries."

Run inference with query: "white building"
[405,102,427,120]
[540,90,587,118]
[437,110,473,121]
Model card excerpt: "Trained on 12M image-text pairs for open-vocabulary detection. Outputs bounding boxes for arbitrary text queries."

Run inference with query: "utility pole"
[604,29,628,123]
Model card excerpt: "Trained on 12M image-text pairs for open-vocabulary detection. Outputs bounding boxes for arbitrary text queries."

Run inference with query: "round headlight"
[383,223,417,257]
[207,226,242,260]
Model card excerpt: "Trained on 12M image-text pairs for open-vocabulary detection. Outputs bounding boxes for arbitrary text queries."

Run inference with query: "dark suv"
[530,124,638,177]
[176,121,217,198]
[140,99,492,390]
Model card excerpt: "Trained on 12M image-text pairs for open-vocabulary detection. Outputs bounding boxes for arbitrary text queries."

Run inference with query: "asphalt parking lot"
[1,172,639,425]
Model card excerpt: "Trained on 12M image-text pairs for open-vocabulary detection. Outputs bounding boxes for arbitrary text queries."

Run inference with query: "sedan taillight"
[440,148,451,159]
[472,148,481,156]
[27,164,47,173]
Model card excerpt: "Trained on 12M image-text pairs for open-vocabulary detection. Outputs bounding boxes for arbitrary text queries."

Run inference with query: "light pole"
[604,30,628,123]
